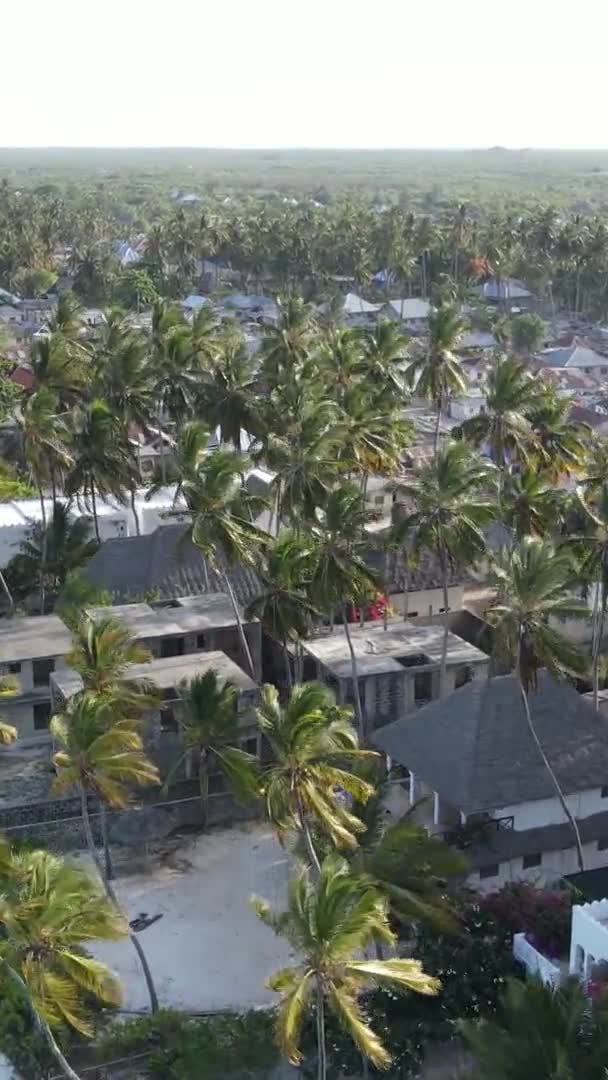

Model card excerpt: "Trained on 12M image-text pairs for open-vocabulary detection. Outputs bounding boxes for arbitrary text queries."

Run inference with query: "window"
[601,786,608,799]
[414,671,432,703]
[242,736,258,757]
[523,852,542,869]
[598,837,608,851]
[196,633,207,649]
[160,636,185,658]
[33,702,51,730]
[373,495,385,507]
[479,863,499,880]
[7,662,20,675]
[33,658,54,687]
[160,706,178,733]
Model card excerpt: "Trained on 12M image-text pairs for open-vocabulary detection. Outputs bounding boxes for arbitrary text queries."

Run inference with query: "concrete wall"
[569,900,608,980]
[493,788,607,831]
[470,838,608,894]
[390,584,465,618]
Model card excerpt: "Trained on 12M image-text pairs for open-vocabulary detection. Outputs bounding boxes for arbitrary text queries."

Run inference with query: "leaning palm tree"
[0,837,126,1080]
[460,975,608,1080]
[253,854,439,1078]
[404,303,466,451]
[455,355,538,468]
[245,531,319,686]
[487,537,589,871]
[392,442,495,696]
[307,485,381,737]
[67,615,158,716]
[166,670,258,826]
[257,682,377,871]
[51,693,160,1012]
[183,448,267,678]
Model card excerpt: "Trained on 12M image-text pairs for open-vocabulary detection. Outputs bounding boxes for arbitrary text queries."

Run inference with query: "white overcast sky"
[3,0,607,149]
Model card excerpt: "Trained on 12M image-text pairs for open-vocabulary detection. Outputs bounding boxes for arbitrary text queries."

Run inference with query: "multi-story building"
[0,615,73,742]
[301,618,488,732]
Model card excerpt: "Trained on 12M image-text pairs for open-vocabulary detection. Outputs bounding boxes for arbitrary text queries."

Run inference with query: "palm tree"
[392,442,495,695]
[94,320,155,433]
[460,976,608,1080]
[501,466,566,539]
[360,318,409,392]
[50,692,160,1013]
[253,854,439,1078]
[569,484,608,710]
[257,682,376,871]
[261,398,342,526]
[307,485,381,736]
[527,384,589,479]
[166,670,258,825]
[487,537,589,870]
[455,355,538,468]
[6,503,97,609]
[66,399,140,541]
[197,330,263,447]
[183,448,267,678]
[0,837,126,1080]
[245,531,319,686]
[405,304,466,451]
[68,615,158,716]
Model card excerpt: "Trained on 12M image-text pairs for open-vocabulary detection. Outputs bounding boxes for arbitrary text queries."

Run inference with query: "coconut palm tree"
[6,503,97,609]
[260,295,316,393]
[527,383,590,479]
[392,442,495,696]
[245,531,319,686]
[256,682,377,871]
[253,854,439,1078]
[50,692,160,1013]
[0,837,126,1080]
[460,975,608,1080]
[569,484,608,711]
[94,320,155,432]
[67,615,158,716]
[404,303,466,451]
[455,355,538,468]
[197,329,263,447]
[261,398,342,526]
[66,399,140,541]
[487,537,589,871]
[183,448,267,678]
[307,485,381,736]
[360,319,409,392]
[166,670,259,825]
[501,466,567,540]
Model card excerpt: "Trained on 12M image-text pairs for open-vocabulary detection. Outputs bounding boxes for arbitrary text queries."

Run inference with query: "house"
[221,294,279,323]
[0,615,73,741]
[474,278,534,310]
[378,298,431,333]
[363,522,472,618]
[449,385,487,422]
[50,649,259,781]
[84,595,261,679]
[301,618,488,733]
[537,338,608,374]
[182,294,209,314]
[317,293,381,326]
[373,673,608,892]
[83,524,261,609]
[456,330,497,353]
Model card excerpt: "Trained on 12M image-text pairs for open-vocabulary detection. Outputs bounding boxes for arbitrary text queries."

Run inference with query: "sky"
[3,0,608,150]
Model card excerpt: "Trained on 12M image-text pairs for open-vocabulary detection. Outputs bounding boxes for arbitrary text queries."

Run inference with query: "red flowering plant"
[480,881,572,960]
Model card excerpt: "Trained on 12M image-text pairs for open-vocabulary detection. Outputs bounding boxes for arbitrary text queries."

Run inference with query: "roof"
[342,293,381,315]
[83,524,261,607]
[569,405,608,429]
[303,619,487,679]
[0,614,72,663]
[458,330,497,350]
[384,299,431,320]
[475,278,532,301]
[51,649,257,703]
[539,340,608,369]
[182,295,208,310]
[372,673,608,814]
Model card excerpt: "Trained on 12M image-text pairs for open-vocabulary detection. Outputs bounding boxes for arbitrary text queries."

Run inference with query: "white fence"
[513,932,562,987]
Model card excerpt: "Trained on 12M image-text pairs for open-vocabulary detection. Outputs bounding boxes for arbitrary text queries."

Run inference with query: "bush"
[480,881,572,958]
[0,976,56,1079]
[97,1008,278,1078]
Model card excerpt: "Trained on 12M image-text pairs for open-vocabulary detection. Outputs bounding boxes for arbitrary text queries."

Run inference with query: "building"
[0,615,73,741]
[378,298,431,333]
[83,524,261,608]
[537,339,608,374]
[301,618,488,732]
[51,649,258,779]
[83,596,261,679]
[373,673,608,892]
[474,278,534,310]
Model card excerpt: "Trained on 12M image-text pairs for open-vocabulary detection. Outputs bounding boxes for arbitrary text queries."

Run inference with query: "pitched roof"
[342,292,381,315]
[476,277,532,301]
[83,524,261,606]
[372,673,608,813]
[539,339,608,369]
[384,298,431,320]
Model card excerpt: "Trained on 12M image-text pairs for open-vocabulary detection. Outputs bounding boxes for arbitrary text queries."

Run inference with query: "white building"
[569,899,608,984]
[373,672,608,892]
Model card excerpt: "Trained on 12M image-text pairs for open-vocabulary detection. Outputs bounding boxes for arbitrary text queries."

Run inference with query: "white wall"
[569,901,608,979]
[471,837,608,894]
[493,788,607,831]
[389,584,465,618]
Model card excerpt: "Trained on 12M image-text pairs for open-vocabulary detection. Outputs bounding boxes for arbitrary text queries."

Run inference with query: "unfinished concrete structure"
[0,615,73,741]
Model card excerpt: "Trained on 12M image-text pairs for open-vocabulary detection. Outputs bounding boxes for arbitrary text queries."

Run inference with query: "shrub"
[480,881,572,958]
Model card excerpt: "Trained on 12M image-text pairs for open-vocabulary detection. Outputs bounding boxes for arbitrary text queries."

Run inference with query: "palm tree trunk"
[99,803,114,881]
[90,482,100,543]
[295,788,321,874]
[78,784,160,1013]
[433,403,442,456]
[315,978,327,1080]
[283,639,293,688]
[38,486,47,615]
[0,959,81,1080]
[0,568,14,615]
[596,583,608,712]
[515,653,584,873]
[439,545,450,698]
[221,571,256,680]
[130,489,141,536]
[342,605,365,740]
[199,748,209,830]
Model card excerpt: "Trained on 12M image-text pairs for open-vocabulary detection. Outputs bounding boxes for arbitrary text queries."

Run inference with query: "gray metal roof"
[303,619,487,679]
[85,595,250,639]
[0,615,73,663]
[539,342,607,369]
[373,673,608,813]
[83,525,261,607]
